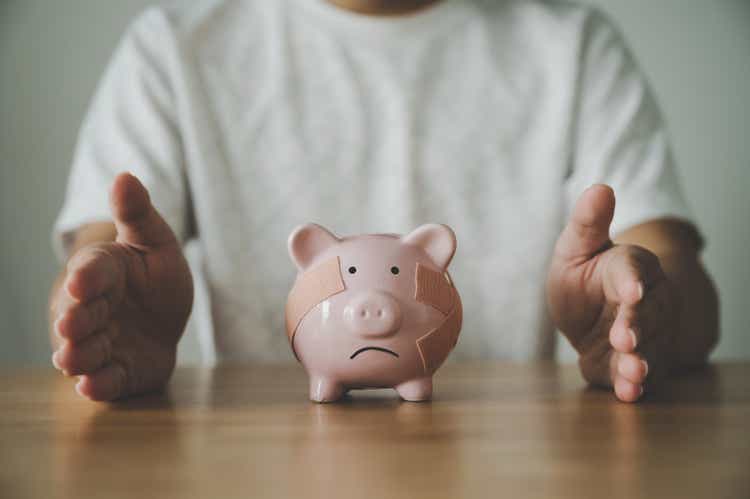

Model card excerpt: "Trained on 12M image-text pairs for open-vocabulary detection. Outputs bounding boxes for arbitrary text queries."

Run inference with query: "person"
[48,0,718,403]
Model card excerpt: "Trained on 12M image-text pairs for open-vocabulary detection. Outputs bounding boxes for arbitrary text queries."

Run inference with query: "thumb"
[110,172,178,249]
[554,184,615,261]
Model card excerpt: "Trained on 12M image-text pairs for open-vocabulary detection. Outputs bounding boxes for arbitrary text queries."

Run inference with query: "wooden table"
[1,362,748,499]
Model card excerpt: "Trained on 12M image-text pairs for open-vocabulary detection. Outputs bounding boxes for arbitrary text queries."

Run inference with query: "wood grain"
[1,362,748,499]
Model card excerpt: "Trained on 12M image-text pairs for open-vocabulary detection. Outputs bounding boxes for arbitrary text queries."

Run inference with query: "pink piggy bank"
[285,223,462,402]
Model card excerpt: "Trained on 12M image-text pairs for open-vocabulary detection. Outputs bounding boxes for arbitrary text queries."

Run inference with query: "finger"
[610,282,673,352]
[65,246,124,303]
[55,297,111,343]
[616,352,649,384]
[609,309,640,353]
[613,374,643,403]
[613,375,643,402]
[602,252,645,306]
[75,362,128,402]
[553,184,615,262]
[578,344,616,387]
[110,172,178,249]
[603,246,663,305]
[52,285,78,341]
[52,324,119,375]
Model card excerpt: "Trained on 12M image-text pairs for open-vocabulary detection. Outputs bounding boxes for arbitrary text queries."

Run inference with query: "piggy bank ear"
[288,223,340,271]
[402,224,457,270]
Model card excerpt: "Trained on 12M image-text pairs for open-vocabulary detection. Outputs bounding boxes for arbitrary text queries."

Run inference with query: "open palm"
[52,173,193,401]
[547,185,678,402]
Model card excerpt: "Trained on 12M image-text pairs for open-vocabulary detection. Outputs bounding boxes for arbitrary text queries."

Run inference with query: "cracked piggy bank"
[285,223,462,402]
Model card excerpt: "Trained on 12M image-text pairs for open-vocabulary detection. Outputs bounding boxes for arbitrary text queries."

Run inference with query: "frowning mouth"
[350,346,399,359]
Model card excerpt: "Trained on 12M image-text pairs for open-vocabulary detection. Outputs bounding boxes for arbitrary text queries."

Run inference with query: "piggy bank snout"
[343,291,402,338]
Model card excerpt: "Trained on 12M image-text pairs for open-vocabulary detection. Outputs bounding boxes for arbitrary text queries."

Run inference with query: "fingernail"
[628,328,638,349]
[64,279,76,300]
[51,350,61,370]
[636,282,644,301]
[75,378,85,398]
[641,360,649,377]
[638,385,644,398]
[53,317,63,338]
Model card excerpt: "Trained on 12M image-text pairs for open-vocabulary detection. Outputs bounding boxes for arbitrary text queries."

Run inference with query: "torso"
[167,0,589,362]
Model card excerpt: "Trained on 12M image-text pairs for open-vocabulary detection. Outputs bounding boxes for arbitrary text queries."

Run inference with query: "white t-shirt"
[54,0,695,364]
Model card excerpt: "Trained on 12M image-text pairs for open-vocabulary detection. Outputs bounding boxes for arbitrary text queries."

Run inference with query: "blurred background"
[1,0,748,365]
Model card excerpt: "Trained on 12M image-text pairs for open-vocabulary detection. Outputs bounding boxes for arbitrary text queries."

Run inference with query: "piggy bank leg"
[309,376,345,403]
[395,377,433,402]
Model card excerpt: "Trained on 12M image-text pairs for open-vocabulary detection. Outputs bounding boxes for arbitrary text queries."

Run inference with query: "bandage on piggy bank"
[285,223,462,402]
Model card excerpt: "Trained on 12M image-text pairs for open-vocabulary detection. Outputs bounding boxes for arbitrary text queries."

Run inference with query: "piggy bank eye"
[390,266,400,275]
[348,266,357,274]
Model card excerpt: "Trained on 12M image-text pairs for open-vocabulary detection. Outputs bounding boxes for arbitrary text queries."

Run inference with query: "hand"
[51,173,193,401]
[546,185,679,402]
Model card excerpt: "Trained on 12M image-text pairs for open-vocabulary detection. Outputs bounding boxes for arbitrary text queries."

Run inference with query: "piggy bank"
[285,223,462,402]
